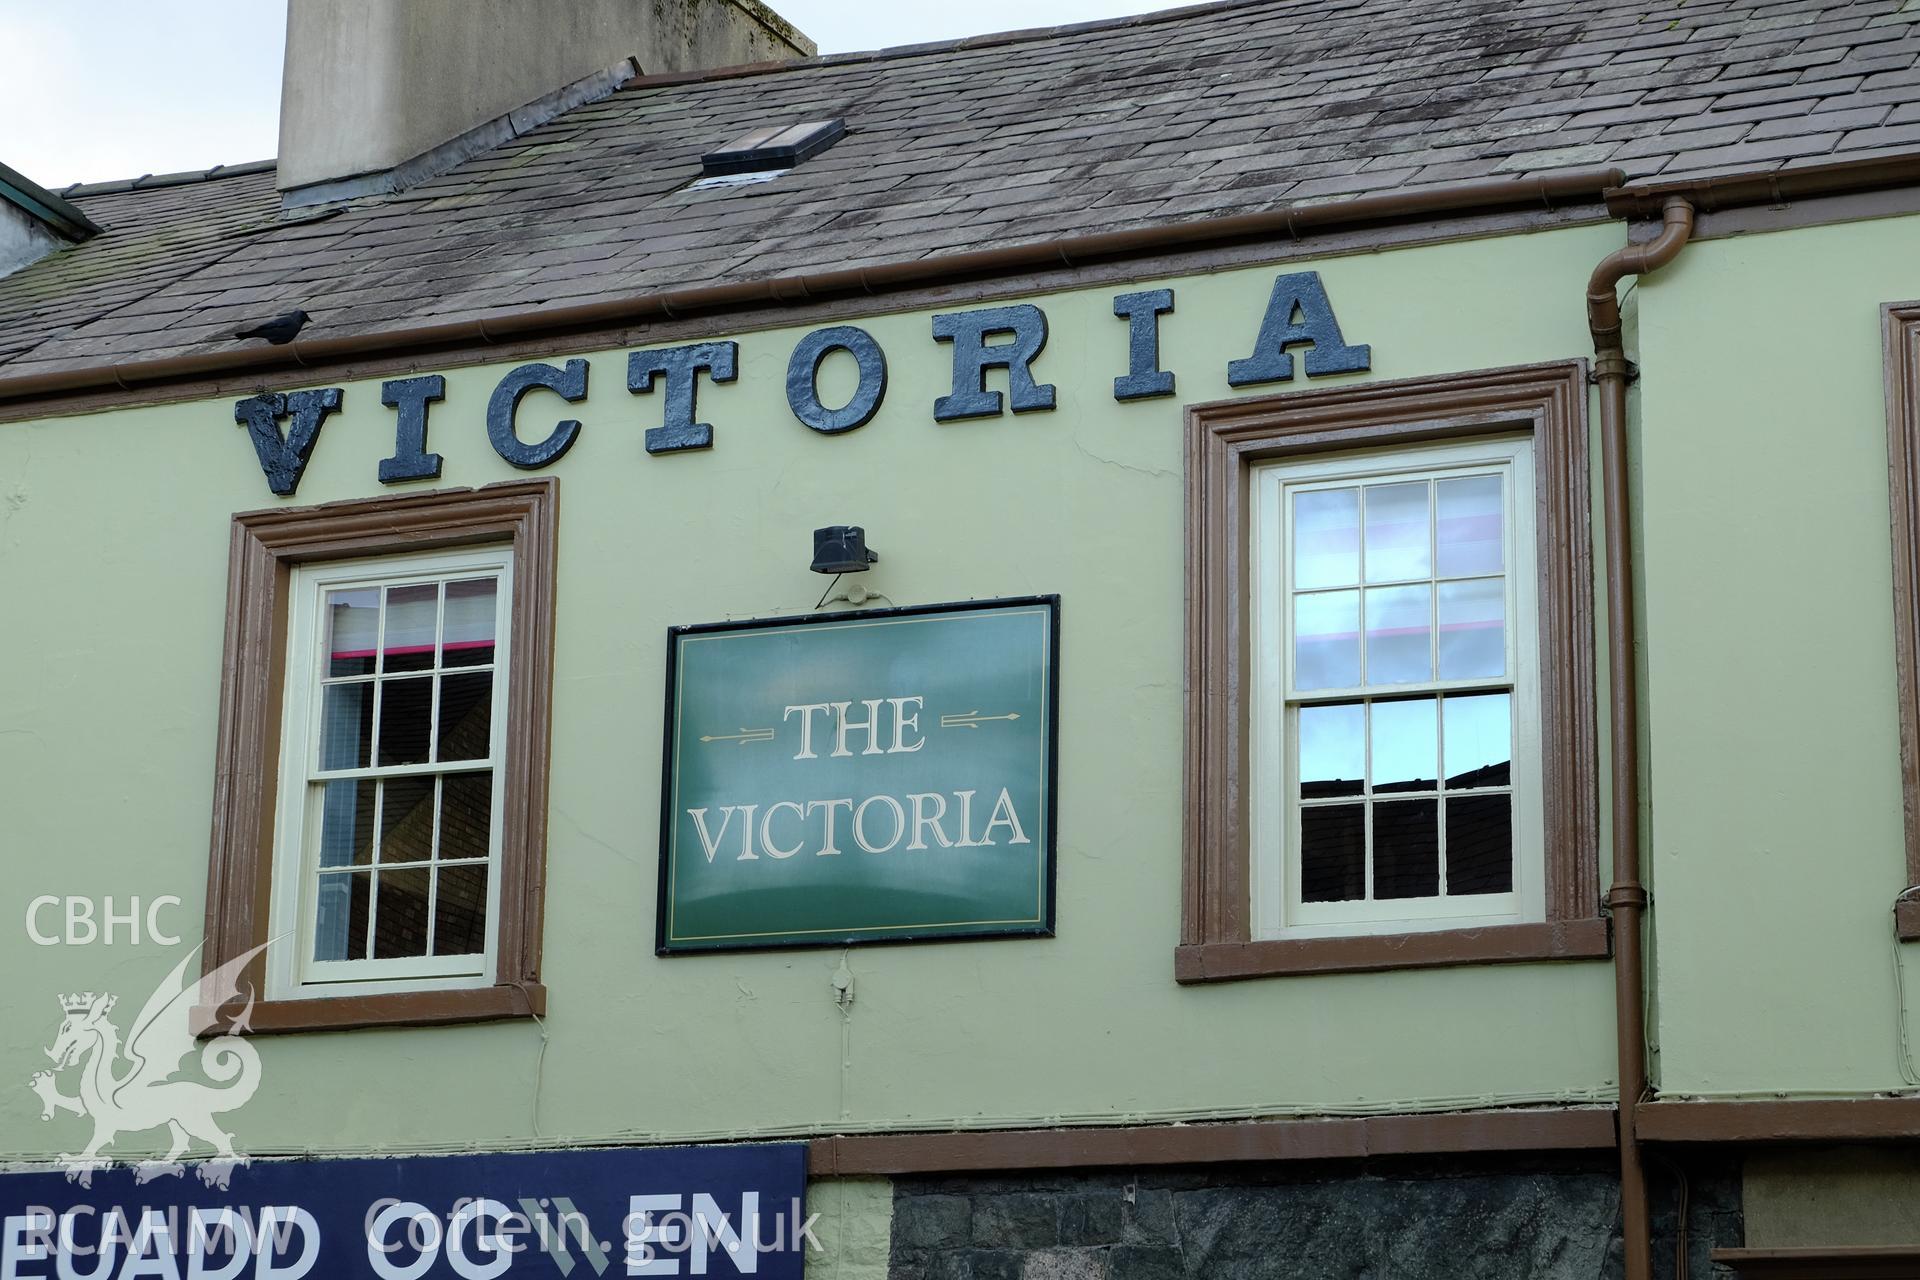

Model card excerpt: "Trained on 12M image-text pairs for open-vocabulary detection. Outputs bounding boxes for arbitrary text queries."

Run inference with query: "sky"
[0,0,1177,190]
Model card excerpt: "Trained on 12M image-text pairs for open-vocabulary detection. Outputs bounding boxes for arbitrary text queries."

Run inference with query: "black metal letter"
[378,375,445,483]
[931,304,1056,422]
[488,359,588,469]
[627,342,739,454]
[1112,288,1175,401]
[786,326,887,434]
[233,387,344,497]
[1227,271,1371,388]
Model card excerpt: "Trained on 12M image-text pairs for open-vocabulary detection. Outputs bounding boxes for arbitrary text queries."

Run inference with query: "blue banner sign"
[0,1142,808,1278]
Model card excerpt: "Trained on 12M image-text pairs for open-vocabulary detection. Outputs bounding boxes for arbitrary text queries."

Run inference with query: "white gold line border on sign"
[939,710,1022,729]
[698,727,776,744]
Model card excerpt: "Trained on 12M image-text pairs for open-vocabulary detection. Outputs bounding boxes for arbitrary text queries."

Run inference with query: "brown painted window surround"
[1179,362,1607,981]
[1883,303,1920,942]
[202,480,558,1033]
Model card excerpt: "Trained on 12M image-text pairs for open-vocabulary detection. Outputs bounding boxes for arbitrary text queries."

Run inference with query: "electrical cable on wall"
[514,982,553,1138]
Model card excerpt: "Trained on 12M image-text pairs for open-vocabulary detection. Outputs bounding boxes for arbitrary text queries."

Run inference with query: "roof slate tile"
[10,0,1920,375]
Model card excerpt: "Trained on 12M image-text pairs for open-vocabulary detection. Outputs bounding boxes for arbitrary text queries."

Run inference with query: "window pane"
[1437,474,1503,578]
[1364,482,1430,582]
[378,677,433,765]
[1365,584,1431,684]
[378,776,435,864]
[326,588,380,677]
[433,866,489,956]
[373,869,432,960]
[1300,804,1365,902]
[443,578,499,668]
[1446,794,1514,895]
[1374,799,1439,899]
[383,583,439,673]
[317,779,375,868]
[1292,488,1359,590]
[319,683,374,769]
[440,772,494,861]
[1299,703,1364,799]
[437,672,494,763]
[313,870,371,962]
[1371,698,1438,793]
[1294,590,1360,691]
[1438,578,1506,680]
[1443,693,1512,788]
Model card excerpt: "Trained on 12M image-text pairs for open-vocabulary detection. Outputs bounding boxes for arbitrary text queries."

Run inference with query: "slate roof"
[6,0,1920,381]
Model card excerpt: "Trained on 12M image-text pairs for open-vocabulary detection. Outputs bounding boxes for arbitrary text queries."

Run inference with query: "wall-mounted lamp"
[810,525,879,575]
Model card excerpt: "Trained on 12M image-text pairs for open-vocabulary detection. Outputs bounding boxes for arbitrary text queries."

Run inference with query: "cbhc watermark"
[26,896,183,946]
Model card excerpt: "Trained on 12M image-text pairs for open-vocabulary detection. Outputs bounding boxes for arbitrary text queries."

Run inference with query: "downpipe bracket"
[1607,885,1649,912]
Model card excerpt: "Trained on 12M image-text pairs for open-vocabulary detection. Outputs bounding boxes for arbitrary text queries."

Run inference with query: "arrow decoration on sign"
[700,727,776,745]
[939,710,1021,730]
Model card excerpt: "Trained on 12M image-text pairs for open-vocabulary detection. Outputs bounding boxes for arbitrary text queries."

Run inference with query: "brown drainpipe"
[1586,194,1694,1280]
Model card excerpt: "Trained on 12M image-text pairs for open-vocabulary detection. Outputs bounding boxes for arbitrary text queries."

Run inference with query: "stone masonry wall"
[887,1155,1740,1280]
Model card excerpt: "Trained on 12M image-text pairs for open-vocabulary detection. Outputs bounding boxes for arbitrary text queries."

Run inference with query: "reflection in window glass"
[1364,482,1430,582]
[1446,794,1513,895]
[319,684,374,770]
[373,869,432,960]
[437,673,493,763]
[1438,578,1506,680]
[440,773,494,861]
[1300,805,1365,902]
[326,589,379,677]
[378,678,433,766]
[1293,488,1360,590]
[378,776,435,863]
[443,578,498,668]
[1443,693,1512,787]
[1370,698,1437,793]
[384,583,439,673]
[1374,799,1439,899]
[1295,591,1360,690]
[1437,475,1503,578]
[314,871,372,962]
[318,779,375,868]
[1365,584,1432,684]
[434,866,489,956]
[1299,703,1364,798]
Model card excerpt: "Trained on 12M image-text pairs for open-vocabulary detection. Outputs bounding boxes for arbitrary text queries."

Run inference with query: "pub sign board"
[657,597,1059,953]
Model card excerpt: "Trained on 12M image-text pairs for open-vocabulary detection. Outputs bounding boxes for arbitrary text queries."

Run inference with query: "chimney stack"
[276,0,813,206]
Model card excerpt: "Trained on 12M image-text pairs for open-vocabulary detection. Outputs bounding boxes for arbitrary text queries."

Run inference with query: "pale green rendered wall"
[1637,214,1920,1097]
[0,224,1625,1162]
[802,1179,892,1279]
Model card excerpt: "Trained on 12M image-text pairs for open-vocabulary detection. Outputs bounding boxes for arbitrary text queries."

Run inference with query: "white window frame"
[266,545,514,1000]
[1250,434,1544,940]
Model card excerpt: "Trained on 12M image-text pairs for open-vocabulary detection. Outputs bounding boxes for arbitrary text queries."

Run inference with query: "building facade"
[6,0,1920,1276]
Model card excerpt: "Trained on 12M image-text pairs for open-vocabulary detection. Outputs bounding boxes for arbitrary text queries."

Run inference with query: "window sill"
[1174,919,1609,982]
[197,981,545,1036]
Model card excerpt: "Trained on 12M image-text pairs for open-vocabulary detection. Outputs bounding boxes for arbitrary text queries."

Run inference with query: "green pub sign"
[657,597,1059,952]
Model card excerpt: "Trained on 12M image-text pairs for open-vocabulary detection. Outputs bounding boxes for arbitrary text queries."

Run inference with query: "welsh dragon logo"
[28,945,267,1189]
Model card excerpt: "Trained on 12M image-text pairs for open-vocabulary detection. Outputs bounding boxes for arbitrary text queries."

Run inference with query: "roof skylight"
[700,120,845,178]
